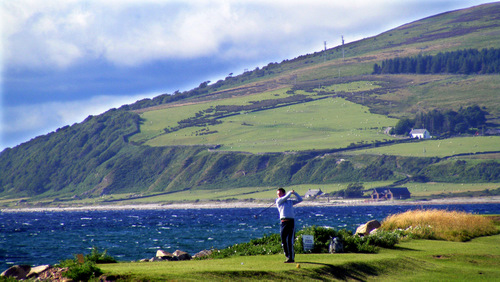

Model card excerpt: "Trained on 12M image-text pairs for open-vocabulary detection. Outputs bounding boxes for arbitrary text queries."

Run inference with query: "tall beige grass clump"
[380,209,498,242]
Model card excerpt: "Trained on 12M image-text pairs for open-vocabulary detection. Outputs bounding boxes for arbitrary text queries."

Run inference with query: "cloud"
[1,0,491,150]
[5,0,468,69]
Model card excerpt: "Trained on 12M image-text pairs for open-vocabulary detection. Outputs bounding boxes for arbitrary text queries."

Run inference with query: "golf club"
[253,202,275,218]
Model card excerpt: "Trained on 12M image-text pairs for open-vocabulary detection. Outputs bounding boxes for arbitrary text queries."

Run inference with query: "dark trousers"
[280,219,295,260]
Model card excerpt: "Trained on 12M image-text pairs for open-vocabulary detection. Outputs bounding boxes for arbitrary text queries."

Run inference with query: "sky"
[0,0,494,150]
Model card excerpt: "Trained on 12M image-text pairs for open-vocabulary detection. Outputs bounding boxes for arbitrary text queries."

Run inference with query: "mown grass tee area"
[94,211,500,281]
[99,237,500,281]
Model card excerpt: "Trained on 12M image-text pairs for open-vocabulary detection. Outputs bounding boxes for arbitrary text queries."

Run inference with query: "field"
[98,233,500,281]
[373,75,500,122]
[406,182,499,197]
[352,136,500,158]
[132,95,397,153]
[2,3,500,203]
[20,181,491,208]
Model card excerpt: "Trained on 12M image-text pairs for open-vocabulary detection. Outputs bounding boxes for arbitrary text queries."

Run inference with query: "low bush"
[58,259,102,281]
[57,247,115,280]
[380,209,499,242]
[208,226,400,259]
[208,233,283,259]
[86,246,118,264]
[297,226,399,254]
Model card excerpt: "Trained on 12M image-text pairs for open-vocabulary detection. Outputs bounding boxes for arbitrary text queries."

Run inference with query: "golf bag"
[329,237,344,253]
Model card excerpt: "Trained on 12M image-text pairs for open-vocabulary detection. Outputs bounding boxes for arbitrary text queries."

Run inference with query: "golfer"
[276,187,302,263]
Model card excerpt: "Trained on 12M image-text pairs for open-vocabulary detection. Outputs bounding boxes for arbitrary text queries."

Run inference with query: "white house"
[410,129,431,139]
[304,189,323,198]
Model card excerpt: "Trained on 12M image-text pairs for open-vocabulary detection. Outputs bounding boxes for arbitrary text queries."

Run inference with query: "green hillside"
[1,3,499,206]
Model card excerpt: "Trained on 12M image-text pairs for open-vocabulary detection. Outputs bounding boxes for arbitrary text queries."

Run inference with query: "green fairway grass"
[98,233,500,281]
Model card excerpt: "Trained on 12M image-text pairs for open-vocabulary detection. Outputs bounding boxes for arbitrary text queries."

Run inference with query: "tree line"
[391,105,487,136]
[373,48,500,75]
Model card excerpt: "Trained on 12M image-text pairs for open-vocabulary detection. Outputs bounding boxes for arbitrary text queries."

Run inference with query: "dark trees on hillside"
[325,182,366,199]
[391,105,487,136]
[373,48,500,75]
[393,118,413,135]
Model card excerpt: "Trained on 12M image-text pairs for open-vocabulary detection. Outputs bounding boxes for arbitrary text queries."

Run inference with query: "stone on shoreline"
[1,265,31,280]
[1,264,67,281]
[173,250,192,261]
[193,249,213,259]
[156,250,175,260]
[355,219,381,236]
[27,264,51,278]
[144,249,192,262]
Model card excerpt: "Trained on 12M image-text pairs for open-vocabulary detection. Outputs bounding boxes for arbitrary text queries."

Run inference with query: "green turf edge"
[98,233,500,281]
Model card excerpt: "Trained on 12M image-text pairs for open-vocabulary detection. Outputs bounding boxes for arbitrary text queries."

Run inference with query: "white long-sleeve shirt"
[276,191,303,219]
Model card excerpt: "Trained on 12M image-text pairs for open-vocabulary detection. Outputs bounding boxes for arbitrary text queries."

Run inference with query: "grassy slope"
[2,3,500,206]
[140,97,397,153]
[99,233,500,281]
[130,2,500,153]
[352,136,500,157]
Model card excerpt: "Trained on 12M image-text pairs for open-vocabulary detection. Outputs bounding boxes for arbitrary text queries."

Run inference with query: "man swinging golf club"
[276,187,302,263]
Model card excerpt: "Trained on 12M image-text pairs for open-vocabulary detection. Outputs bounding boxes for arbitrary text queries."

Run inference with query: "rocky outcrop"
[142,249,195,262]
[2,248,213,279]
[1,264,68,281]
[28,265,51,278]
[173,250,192,261]
[1,265,31,280]
[355,219,381,236]
[156,250,176,261]
[193,249,213,259]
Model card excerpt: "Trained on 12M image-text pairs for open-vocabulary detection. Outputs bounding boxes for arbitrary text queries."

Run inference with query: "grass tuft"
[380,209,499,241]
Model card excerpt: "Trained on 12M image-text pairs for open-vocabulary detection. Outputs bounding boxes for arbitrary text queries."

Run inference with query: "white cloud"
[6,0,467,69]
[1,0,491,150]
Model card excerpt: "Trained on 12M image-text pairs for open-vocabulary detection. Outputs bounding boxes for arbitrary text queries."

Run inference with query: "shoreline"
[2,196,500,212]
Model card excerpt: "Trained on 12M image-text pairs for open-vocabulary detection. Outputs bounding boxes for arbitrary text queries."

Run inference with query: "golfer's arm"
[294,192,303,203]
[276,191,293,205]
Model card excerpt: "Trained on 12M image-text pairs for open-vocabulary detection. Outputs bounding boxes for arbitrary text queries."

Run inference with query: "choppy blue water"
[2,204,499,270]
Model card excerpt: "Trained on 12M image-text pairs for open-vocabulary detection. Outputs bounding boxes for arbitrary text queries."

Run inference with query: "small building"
[304,189,323,199]
[485,128,500,136]
[410,129,431,139]
[371,187,411,201]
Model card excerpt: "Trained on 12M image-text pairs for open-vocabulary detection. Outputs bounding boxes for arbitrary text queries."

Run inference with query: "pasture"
[139,96,397,153]
[351,136,500,158]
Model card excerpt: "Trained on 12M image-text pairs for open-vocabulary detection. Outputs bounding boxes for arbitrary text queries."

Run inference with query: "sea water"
[1,204,499,270]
